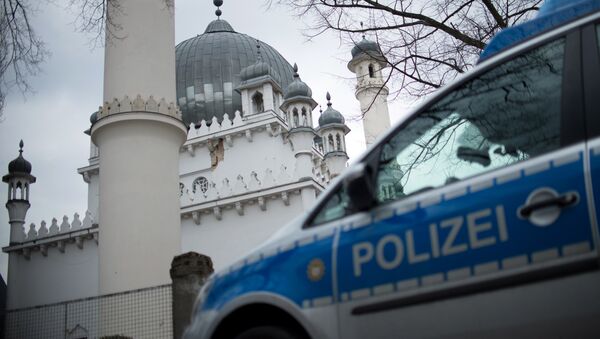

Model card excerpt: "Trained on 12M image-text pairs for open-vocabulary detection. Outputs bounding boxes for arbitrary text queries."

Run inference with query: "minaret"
[280,64,318,210]
[90,0,187,294]
[347,31,392,147]
[3,140,36,245]
[317,92,350,178]
[3,140,36,309]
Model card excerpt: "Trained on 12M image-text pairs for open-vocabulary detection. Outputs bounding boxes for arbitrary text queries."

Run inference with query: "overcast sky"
[0,0,412,278]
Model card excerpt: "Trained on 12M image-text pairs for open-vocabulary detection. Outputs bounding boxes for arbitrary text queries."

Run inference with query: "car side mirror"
[344,163,377,212]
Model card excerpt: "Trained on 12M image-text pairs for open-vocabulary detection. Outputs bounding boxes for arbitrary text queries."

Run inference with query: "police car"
[185,1,600,338]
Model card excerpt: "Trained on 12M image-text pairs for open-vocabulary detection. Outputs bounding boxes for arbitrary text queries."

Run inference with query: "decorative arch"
[336,134,342,151]
[328,134,335,152]
[301,107,308,126]
[252,91,264,113]
[368,64,375,78]
[292,107,299,127]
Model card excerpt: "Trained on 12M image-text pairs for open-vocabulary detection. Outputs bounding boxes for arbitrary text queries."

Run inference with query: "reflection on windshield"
[378,38,564,202]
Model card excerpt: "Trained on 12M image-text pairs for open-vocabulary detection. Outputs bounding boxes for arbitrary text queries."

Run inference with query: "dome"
[318,93,345,126]
[90,110,98,124]
[204,19,234,33]
[283,64,313,100]
[8,140,32,174]
[240,47,278,82]
[351,37,381,58]
[240,61,275,81]
[176,19,295,125]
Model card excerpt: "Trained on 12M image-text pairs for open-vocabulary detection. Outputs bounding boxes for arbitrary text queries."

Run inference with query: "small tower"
[317,93,350,178]
[237,42,284,117]
[3,140,36,245]
[348,31,392,147]
[280,64,318,209]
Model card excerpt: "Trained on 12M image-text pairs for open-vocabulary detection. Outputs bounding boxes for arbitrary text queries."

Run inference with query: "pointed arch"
[301,107,308,126]
[252,91,264,113]
[328,134,335,152]
[368,64,375,78]
[336,134,342,151]
[292,107,299,127]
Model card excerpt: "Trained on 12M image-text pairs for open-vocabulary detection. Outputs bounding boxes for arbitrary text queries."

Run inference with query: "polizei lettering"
[352,205,509,277]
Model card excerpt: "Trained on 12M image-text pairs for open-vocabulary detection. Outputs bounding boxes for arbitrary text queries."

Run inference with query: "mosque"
[2,0,391,337]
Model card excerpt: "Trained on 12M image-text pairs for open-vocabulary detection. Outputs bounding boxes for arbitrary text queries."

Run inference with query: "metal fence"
[5,284,172,339]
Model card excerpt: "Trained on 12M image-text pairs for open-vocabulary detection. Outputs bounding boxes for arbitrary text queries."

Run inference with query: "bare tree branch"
[270,0,541,108]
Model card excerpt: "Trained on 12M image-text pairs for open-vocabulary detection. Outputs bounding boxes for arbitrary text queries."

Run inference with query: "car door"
[334,30,599,338]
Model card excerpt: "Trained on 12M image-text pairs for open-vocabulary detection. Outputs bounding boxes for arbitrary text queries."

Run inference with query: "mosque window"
[336,134,342,151]
[292,107,299,127]
[368,64,375,78]
[179,183,185,197]
[328,135,335,152]
[252,92,264,113]
[301,107,308,126]
[193,177,209,194]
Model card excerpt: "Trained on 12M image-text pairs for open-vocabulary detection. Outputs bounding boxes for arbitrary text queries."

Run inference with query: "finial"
[360,22,365,39]
[19,140,24,154]
[214,0,223,18]
[319,105,323,114]
[256,40,262,61]
[326,92,332,106]
[293,63,299,78]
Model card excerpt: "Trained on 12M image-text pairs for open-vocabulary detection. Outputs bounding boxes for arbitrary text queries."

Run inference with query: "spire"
[214,0,223,18]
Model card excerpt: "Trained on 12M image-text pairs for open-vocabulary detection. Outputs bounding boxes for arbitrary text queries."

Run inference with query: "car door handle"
[518,192,579,219]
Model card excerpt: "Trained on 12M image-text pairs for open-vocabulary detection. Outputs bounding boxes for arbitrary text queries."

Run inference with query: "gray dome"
[283,64,312,100]
[176,19,295,125]
[8,140,32,174]
[90,111,98,124]
[319,93,345,126]
[351,37,381,58]
[240,60,277,82]
[204,19,234,33]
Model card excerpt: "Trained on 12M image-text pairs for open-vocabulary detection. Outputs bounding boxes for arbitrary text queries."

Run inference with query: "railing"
[5,284,172,339]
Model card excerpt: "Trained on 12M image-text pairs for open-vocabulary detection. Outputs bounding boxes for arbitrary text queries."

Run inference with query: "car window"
[377,38,565,203]
[597,25,600,53]
[310,184,351,225]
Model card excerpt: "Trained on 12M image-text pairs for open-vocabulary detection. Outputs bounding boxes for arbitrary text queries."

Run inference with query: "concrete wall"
[181,193,304,269]
[6,242,98,310]
[179,125,297,189]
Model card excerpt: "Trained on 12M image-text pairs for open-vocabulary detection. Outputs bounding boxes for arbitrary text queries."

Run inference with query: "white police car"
[185,1,600,338]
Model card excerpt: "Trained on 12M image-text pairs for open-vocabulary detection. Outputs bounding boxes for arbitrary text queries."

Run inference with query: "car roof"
[479,0,600,63]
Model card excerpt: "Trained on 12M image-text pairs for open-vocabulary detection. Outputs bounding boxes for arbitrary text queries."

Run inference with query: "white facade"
[1,1,391,318]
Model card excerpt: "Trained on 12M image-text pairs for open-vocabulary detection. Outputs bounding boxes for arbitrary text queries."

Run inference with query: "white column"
[92,0,186,295]
[103,0,175,102]
[357,86,391,147]
[263,83,275,112]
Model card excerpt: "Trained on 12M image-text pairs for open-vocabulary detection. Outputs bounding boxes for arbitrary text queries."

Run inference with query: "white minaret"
[317,92,350,178]
[348,34,392,147]
[3,140,35,245]
[3,140,36,308]
[91,0,187,295]
[280,64,318,210]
